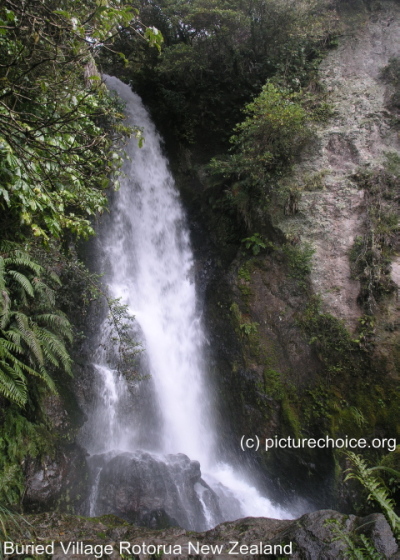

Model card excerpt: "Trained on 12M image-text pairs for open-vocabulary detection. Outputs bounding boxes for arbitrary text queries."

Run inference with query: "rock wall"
[198,0,400,511]
[276,0,400,330]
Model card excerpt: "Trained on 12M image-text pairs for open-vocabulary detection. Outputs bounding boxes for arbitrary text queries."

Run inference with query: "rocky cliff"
[199,0,400,511]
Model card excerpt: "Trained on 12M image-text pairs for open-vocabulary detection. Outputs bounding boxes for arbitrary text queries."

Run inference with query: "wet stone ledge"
[2,509,398,560]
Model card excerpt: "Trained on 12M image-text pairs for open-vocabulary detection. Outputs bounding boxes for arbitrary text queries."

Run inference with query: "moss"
[282,242,314,283]
[298,296,363,378]
[281,397,301,439]
[0,406,54,505]
[350,168,400,312]
[238,265,251,283]
[229,302,242,333]
[302,170,328,191]
[262,366,285,400]
[384,151,400,176]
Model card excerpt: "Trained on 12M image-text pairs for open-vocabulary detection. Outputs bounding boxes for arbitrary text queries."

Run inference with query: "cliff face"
[201,0,400,509]
[276,0,400,331]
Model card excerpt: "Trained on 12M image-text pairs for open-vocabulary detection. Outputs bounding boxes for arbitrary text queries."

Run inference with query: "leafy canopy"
[0,0,161,241]
[208,82,312,229]
[107,0,337,146]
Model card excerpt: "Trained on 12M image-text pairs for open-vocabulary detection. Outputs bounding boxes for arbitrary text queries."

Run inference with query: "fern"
[345,452,400,538]
[0,244,73,406]
[36,313,73,342]
[4,257,42,276]
[6,270,34,297]
[327,519,385,559]
[0,363,27,407]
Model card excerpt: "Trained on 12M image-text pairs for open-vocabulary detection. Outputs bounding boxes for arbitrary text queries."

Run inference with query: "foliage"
[230,302,259,337]
[345,452,400,538]
[232,83,311,170]
[0,243,73,407]
[210,82,311,188]
[0,407,52,505]
[106,298,142,380]
[0,0,163,242]
[242,234,267,255]
[326,518,385,560]
[104,0,338,146]
[239,321,259,336]
[298,296,361,379]
[282,242,314,281]
[350,169,400,313]
[207,81,316,231]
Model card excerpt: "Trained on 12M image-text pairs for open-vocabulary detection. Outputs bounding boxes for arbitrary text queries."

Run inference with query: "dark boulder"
[91,450,223,531]
[24,444,89,513]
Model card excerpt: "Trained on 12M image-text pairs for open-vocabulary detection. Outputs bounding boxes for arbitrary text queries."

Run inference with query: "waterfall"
[80,75,291,530]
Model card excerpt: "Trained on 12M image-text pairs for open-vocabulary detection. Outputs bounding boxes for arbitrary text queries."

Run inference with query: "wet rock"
[24,444,89,513]
[92,451,223,531]
[6,509,398,560]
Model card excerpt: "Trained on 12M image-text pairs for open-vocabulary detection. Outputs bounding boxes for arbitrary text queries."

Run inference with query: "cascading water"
[80,75,292,530]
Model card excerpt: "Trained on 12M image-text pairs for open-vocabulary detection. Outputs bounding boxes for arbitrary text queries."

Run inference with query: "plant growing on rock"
[327,518,385,560]
[345,452,400,539]
[351,169,400,313]
[241,234,267,255]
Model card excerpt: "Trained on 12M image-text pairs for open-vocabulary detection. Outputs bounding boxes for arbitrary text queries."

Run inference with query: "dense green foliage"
[105,0,338,146]
[0,0,143,409]
[0,0,160,507]
[345,452,400,538]
[0,244,72,407]
[209,83,313,228]
[0,0,136,239]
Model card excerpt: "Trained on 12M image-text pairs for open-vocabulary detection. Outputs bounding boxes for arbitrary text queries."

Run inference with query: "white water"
[85,75,291,525]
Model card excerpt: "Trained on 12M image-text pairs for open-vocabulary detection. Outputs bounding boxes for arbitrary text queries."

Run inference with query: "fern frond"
[36,328,72,375]
[358,535,385,559]
[49,270,62,286]
[345,452,400,537]
[12,314,44,365]
[4,329,21,347]
[36,313,73,342]
[35,365,56,393]
[6,270,34,297]
[369,466,400,479]
[0,335,47,379]
[0,362,27,406]
[0,337,23,357]
[0,291,11,329]
[3,256,42,276]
